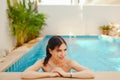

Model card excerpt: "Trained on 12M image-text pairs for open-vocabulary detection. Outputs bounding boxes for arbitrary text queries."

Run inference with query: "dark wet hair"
[43,36,66,66]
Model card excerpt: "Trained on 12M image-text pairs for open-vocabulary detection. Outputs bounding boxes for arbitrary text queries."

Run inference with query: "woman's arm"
[50,60,94,79]
[21,59,60,79]
[21,71,60,78]
[69,60,95,79]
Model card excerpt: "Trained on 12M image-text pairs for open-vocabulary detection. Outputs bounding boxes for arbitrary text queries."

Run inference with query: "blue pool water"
[5,35,120,72]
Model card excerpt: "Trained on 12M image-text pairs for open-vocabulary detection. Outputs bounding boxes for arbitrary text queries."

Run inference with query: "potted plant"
[99,25,111,35]
[7,0,47,47]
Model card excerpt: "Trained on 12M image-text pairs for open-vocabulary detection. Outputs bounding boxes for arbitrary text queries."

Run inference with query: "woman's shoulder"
[65,58,78,65]
[35,58,45,66]
[66,58,75,61]
[65,58,74,64]
[37,58,44,63]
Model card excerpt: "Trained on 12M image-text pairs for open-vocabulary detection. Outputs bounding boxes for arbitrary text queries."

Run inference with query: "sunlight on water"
[67,37,120,71]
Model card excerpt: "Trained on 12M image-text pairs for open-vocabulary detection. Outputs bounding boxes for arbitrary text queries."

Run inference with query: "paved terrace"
[0,36,120,80]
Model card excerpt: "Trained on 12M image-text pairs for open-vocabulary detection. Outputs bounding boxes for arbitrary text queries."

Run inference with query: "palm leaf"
[7,0,47,47]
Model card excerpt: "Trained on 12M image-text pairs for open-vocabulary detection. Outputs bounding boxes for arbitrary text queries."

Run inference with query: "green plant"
[99,25,110,30]
[7,0,47,47]
[99,25,111,35]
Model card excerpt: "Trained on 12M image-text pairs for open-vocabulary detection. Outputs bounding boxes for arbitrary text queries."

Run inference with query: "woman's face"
[49,43,67,61]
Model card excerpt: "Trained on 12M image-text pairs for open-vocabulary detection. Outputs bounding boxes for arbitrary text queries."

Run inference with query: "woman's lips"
[59,56,64,60]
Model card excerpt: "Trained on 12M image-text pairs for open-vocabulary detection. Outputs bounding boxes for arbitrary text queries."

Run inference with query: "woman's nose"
[61,51,66,56]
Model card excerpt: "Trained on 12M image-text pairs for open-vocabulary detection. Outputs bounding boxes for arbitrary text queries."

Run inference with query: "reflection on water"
[66,36,120,71]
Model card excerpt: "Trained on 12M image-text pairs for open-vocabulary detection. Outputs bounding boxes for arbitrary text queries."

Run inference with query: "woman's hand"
[51,67,70,77]
[50,72,61,77]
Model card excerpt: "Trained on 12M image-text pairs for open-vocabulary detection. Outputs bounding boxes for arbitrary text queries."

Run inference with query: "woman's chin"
[59,57,65,61]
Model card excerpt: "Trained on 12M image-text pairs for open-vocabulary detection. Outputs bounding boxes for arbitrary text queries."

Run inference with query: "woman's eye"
[57,49,67,52]
[57,50,61,52]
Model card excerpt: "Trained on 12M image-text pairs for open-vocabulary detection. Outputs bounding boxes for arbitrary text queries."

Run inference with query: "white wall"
[0,0,15,55]
[1,3,120,53]
[38,5,120,35]
[87,0,120,4]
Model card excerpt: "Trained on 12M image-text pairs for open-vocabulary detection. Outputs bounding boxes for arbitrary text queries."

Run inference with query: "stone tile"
[0,37,42,72]
[0,72,120,80]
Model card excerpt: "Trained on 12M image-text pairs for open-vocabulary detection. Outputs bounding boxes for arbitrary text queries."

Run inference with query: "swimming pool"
[5,35,120,72]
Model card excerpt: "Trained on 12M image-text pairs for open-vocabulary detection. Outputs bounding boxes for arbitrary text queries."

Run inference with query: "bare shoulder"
[37,58,44,63]
[67,59,83,66]
[35,58,44,66]
[24,58,45,72]
[66,59,89,71]
[65,58,74,65]
[65,58,77,64]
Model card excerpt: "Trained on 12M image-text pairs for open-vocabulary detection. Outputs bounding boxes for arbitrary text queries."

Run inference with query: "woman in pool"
[22,36,94,79]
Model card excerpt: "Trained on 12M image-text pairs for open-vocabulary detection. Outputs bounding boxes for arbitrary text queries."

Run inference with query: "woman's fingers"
[52,72,61,77]
[51,70,62,77]
[51,67,70,78]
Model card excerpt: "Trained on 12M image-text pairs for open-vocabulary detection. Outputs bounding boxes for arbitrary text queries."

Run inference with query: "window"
[40,0,72,5]
[39,0,86,5]
[34,0,120,5]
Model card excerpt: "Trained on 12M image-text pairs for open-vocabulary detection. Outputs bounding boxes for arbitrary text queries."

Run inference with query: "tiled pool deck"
[0,35,120,80]
[0,72,120,80]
